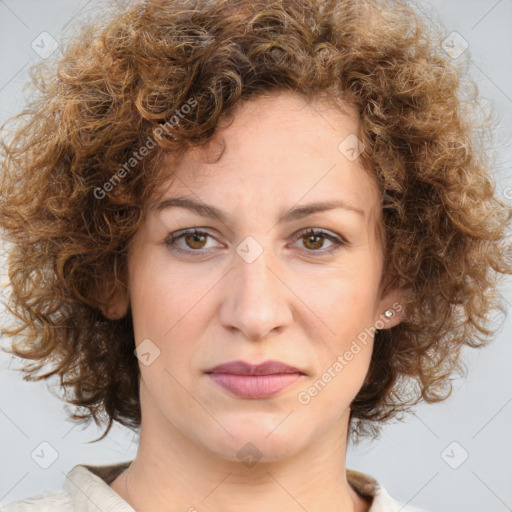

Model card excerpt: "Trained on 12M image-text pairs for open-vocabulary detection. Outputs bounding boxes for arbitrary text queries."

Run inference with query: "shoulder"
[1,461,133,512]
[370,483,429,512]
[1,491,73,512]
[347,468,432,512]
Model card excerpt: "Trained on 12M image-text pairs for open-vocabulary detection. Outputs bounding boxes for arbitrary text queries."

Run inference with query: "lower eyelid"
[294,229,346,248]
[165,229,346,254]
[166,230,219,251]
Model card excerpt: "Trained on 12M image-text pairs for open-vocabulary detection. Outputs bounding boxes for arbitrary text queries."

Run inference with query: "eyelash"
[164,228,346,256]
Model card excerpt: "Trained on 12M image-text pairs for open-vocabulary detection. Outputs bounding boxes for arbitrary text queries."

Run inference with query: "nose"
[219,245,293,341]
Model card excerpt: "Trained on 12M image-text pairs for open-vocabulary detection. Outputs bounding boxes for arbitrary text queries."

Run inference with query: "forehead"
[150,92,381,218]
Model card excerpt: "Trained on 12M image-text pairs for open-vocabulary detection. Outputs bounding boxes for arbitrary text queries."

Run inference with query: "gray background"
[0,1,511,511]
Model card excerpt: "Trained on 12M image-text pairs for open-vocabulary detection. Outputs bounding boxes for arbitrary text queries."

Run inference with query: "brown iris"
[302,233,324,250]
[184,232,207,249]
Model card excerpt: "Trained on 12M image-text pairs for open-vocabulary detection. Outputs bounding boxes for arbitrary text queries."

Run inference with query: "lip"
[205,360,305,399]
[207,373,303,399]
[205,360,304,376]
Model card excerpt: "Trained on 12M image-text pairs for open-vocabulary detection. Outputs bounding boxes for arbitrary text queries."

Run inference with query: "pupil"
[306,234,322,249]
[187,233,205,248]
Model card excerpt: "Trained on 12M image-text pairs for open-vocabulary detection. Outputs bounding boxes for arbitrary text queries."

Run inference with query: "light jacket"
[1,461,428,511]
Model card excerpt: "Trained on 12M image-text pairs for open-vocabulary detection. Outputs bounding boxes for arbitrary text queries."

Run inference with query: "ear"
[99,284,130,320]
[374,279,405,330]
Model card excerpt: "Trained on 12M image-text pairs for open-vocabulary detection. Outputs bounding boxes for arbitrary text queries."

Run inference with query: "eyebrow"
[153,196,365,223]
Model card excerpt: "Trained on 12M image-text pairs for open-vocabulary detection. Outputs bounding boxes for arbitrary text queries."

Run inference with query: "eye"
[164,229,219,255]
[164,227,347,256]
[291,228,346,255]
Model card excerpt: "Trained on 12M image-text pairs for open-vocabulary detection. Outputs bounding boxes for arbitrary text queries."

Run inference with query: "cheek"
[293,261,379,388]
[128,249,197,338]
[307,270,379,334]
[341,253,382,323]
[297,334,373,425]
[128,252,210,384]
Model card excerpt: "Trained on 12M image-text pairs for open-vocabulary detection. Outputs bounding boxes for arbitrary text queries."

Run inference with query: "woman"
[0,0,510,511]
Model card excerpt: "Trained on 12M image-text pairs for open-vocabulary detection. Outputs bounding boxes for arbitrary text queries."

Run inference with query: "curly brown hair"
[0,0,510,444]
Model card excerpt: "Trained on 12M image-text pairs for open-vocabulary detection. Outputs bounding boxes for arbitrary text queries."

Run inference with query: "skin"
[107,91,403,512]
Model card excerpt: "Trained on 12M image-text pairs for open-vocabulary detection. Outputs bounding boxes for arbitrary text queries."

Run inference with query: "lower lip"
[207,373,303,398]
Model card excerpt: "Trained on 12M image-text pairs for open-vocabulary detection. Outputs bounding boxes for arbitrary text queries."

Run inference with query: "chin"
[197,420,310,464]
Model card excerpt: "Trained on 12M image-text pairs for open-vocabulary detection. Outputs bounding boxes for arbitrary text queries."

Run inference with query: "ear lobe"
[375,286,405,330]
[99,285,130,320]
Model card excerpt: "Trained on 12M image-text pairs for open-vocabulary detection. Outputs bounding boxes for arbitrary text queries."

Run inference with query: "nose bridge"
[221,241,291,339]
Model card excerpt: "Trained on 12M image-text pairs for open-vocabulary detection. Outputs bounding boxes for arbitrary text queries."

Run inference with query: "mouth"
[205,359,305,376]
[207,373,304,399]
[204,360,306,399]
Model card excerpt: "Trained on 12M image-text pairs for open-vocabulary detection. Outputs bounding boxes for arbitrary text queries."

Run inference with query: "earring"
[384,309,394,318]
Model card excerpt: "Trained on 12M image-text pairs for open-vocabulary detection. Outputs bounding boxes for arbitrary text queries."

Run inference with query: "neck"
[110,386,369,512]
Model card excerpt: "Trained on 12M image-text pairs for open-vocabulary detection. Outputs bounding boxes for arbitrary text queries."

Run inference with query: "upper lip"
[205,360,305,376]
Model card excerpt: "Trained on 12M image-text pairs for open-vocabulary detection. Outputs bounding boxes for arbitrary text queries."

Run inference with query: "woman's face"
[123,92,401,462]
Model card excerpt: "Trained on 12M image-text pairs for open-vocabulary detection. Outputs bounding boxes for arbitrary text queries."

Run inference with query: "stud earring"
[384,309,394,318]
